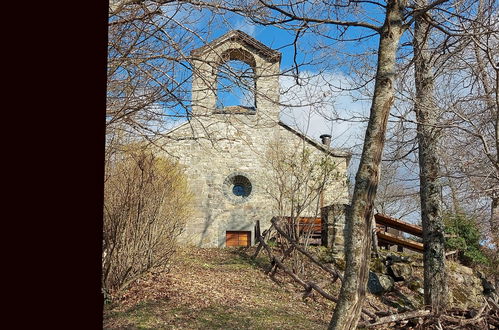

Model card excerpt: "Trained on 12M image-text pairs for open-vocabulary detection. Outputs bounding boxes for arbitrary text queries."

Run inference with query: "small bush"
[443,212,489,266]
[102,145,192,298]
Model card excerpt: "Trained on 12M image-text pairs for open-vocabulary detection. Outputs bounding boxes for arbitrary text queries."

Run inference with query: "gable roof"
[278,121,352,159]
[190,30,281,63]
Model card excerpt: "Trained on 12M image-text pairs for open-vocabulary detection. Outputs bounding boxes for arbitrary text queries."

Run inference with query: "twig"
[271,217,343,282]
[359,309,431,328]
[440,302,488,325]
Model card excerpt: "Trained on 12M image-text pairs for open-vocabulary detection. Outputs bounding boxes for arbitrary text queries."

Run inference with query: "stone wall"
[163,118,349,247]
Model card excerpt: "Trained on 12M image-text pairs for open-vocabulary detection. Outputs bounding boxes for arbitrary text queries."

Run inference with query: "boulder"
[407,277,423,292]
[448,262,484,309]
[385,254,412,265]
[476,271,497,295]
[368,271,394,295]
[371,257,387,274]
[388,263,413,282]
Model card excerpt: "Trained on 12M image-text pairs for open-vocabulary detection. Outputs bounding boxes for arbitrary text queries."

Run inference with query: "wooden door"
[226,231,250,247]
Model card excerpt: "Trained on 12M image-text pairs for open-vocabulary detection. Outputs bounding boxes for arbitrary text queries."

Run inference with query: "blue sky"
[155,3,420,154]
[160,4,382,145]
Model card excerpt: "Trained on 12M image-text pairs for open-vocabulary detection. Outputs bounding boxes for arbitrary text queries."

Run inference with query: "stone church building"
[164,30,351,248]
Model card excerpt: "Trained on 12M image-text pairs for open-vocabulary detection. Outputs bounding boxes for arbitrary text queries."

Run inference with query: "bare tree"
[433,0,498,288]
[413,0,448,311]
[453,0,498,246]
[107,2,190,138]
[405,0,498,245]
[263,136,343,274]
[106,1,246,151]
[371,0,497,312]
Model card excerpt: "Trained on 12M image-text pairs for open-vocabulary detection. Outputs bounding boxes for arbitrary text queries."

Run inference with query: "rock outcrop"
[368,251,490,310]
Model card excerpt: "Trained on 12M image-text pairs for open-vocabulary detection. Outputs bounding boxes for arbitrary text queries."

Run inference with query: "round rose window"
[223,173,253,203]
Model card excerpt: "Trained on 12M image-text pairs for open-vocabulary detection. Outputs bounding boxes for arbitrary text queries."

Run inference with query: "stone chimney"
[320,134,332,147]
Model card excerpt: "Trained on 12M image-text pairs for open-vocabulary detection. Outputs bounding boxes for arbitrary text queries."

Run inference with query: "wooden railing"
[273,213,425,252]
[374,213,423,252]
[281,216,322,245]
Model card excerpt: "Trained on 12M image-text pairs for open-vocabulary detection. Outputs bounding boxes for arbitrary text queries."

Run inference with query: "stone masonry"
[162,30,352,247]
[321,204,350,255]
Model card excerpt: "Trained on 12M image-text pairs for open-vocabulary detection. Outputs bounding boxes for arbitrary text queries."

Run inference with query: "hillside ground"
[103,246,490,329]
[104,247,338,329]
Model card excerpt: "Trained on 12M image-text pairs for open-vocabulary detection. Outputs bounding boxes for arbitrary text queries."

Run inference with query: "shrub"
[102,145,191,299]
[443,212,489,266]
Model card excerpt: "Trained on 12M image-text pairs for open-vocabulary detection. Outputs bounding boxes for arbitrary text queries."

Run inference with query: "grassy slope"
[104,247,336,329]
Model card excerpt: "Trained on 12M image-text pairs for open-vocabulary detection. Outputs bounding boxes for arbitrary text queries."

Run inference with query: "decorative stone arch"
[215,47,258,112]
[190,30,281,121]
[219,47,257,68]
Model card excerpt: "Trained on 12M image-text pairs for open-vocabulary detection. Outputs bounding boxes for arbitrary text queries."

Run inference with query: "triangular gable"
[190,30,281,63]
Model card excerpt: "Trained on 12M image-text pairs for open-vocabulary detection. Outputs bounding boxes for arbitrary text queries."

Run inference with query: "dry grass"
[104,247,336,329]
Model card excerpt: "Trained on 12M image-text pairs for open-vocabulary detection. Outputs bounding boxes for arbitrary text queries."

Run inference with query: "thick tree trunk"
[413,2,447,313]
[328,1,405,328]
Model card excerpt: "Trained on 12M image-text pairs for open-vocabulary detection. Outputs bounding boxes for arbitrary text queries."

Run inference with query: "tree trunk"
[413,1,447,313]
[328,1,405,328]
[472,35,499,247]
[492,196,499,247]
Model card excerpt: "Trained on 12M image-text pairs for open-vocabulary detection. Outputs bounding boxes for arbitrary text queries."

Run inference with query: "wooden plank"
[226,235,239,246]
[296,217,322,232]
[240,232,250,247]
[377,231,424,252]
[279,218,323,232]
[374,213,423,237]
[226,232,238,246]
